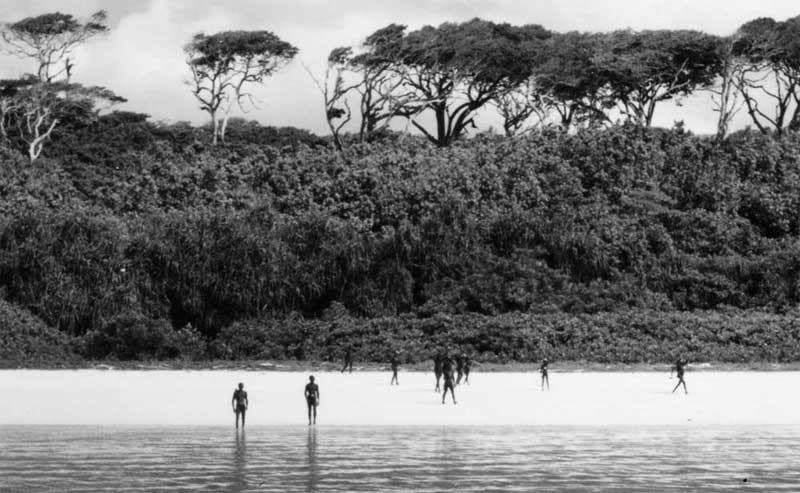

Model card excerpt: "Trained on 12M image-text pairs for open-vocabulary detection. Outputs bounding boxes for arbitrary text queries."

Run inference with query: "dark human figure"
[671,358,688,394]
[540,359,549,391]
[390,351,400,385]
[442,355,457,404]
[434,352,443,392]
[455,353,465,385]
[305,375,320,425]
[232,382,248,429]
[340,346,353,373]
[462,355,471,385]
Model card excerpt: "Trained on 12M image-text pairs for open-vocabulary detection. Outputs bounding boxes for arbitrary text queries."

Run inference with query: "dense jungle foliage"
[2,116,800,364]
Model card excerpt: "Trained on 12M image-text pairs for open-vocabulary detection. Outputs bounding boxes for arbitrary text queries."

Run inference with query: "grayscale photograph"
[1,0,800,491]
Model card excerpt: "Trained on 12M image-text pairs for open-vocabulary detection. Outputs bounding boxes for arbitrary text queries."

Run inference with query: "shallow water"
[2,425,799,492]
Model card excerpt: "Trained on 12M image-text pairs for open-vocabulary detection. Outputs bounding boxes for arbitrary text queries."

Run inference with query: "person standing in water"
[462,354,471,385]
[305,375,320,425]
[539,358,550,391]
[433,352,443,392]
[442,354,457,404]
[390,351,400,385]
[232,382,248,429]
[340,345,353,373]
[671,358,688,394]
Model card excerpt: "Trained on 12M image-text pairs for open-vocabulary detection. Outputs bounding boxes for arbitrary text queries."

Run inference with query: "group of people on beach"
[231,353,690,428]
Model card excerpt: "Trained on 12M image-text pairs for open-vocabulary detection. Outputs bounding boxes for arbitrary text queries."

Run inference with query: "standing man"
[390,351,400,385]
[305,375,320,425]
[433,352,443,392]
[462,354,471,385]
[671,358,688,394]
[442,353,457,404]
[539,358,550,391]
[340,345,353,373]
[232,382,248,429]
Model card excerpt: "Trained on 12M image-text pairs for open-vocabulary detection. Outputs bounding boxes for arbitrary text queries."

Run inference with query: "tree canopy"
[185,30,298,144]
[1,11,108,83]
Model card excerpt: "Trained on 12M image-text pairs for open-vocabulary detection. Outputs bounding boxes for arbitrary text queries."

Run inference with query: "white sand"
[1,370,798,426]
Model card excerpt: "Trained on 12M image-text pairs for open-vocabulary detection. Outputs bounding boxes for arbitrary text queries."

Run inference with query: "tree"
[349,24,417,142]
[1,11,108,83]
[709,36,744,141]
[536,32,613,128]
[185,30,298,145]
[732,16,800,136]
[492,79,549,136]
[0,76,124,161]
[302,47,360,151]
[368,19,550,146]
[596,30,722,127]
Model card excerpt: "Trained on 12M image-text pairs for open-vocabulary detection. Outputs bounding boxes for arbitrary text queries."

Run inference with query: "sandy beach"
[1,370,798,427]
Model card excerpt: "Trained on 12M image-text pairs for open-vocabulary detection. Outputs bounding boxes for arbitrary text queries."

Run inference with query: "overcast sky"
[2,0,800,136]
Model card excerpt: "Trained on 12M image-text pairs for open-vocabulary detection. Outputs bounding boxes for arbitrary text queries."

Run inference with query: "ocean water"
[2,425,799,492]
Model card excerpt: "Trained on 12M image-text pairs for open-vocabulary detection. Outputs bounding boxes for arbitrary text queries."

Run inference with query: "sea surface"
[2,425,799,492]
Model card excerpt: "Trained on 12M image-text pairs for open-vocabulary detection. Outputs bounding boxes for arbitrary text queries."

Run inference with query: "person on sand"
[671,358,688,394]
[390,351,400,386]
[462,354,471,385]
[340,345,353,374]
[433,352,443,392]
[442,354,457,404]
[232,382,248,429]
[539,359,550,391]
[305,375,320,425]
[455,353,465,385]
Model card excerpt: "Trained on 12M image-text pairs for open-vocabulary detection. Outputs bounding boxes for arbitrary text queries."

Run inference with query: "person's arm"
[244,392,248,410]
[232,392,236,412]
[316,387,320,404]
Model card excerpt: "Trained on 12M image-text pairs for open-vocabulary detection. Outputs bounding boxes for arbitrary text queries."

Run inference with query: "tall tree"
[595,30,722,127]
[350,24,417,142]
[185,30,298,145]
[732,16,800,136]
[369,19,550,146]
[709,36,744,141]
[536,31,613,128]
[303,47,361,151]
[1,11,108,83]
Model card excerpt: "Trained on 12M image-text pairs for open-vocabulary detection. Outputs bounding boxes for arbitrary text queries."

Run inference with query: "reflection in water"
[3,425,800,492]
[306,427,318,492]
[232,431,247,492]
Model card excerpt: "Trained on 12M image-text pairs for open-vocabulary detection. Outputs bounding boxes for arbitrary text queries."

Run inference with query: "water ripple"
[2,425,799,492]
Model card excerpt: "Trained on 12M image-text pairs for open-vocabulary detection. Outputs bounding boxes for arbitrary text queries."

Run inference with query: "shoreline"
[4,359,800,372]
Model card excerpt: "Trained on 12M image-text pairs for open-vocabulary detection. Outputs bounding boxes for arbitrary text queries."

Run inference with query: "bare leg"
[435,374,441,392]
[672,377,686,394]
[312,404,317,424]
[307,403,312,425]
[450,387,457,404]
[241,410,246,429]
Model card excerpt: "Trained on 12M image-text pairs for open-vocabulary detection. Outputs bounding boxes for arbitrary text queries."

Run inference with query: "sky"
[2,0,800,136]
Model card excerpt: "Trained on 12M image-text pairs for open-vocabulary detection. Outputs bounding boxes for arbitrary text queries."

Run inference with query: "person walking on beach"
[455,353,465,385]
[232,382,248,429]
[671,358,688,394]
[390,351,400,385]
[442,354,457,404]
[539,358,550,391]
[434,352,443,392]
[305,375,320,425]
[462,354,471,385]
[341,345,353,373]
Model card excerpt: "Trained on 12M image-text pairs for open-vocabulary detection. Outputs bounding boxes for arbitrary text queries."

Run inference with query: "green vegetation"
[2,10,800,366]
[2,119,800,365]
